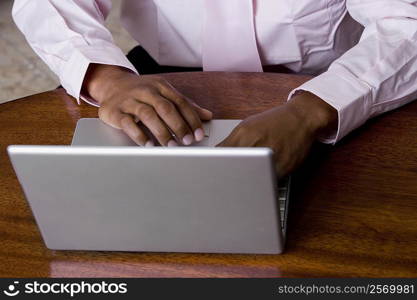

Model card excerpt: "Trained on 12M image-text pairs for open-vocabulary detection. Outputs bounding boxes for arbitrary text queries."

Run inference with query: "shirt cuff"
[60,45,139,106]
[287,69,373,144]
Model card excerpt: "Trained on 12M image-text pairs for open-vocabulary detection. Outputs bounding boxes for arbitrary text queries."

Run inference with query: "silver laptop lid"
[8,145,284,254]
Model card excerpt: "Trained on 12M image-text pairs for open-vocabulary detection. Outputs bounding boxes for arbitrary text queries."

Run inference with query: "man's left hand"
[217,92,337,178]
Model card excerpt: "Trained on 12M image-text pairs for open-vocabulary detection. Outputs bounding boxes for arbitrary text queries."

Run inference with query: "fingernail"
[182,134,194,146]
[145,140,154,147]
[194,128,205,142]
[167,140,178,147]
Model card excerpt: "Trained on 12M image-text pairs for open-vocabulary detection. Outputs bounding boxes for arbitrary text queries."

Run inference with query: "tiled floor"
[0,0,137,104]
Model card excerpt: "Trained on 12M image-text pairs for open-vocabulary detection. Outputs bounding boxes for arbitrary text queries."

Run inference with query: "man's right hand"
[82,64,213,147]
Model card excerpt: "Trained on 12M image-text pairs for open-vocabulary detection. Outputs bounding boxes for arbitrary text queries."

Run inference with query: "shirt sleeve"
[12,0,138,105]
[287,0,417,144]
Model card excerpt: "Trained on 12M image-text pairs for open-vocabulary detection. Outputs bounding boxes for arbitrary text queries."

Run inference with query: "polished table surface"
[1,72,417,277]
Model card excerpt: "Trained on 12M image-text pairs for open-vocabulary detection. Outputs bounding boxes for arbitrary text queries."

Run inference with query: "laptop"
[8,118,291,254]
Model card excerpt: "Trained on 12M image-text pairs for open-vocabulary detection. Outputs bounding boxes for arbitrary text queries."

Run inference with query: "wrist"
[82,64,133,104]
[288,91,338,137]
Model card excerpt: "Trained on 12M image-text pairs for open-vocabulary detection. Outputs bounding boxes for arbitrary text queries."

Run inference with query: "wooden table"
[1,72,417,277]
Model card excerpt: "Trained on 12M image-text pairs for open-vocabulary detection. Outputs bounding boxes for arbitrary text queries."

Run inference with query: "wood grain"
[1,72,416,277]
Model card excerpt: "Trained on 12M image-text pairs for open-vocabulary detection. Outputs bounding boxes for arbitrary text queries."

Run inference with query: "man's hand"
[217,92,337,178]
[83,64,213,146]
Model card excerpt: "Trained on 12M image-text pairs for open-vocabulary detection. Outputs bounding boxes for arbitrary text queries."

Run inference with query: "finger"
[190,101,213,121]
[144,93,195,145]
[98,105,123,129]
[119,114,152,147]
[158,83,208,142]
[99,107,151,146]
[121,99,176,147]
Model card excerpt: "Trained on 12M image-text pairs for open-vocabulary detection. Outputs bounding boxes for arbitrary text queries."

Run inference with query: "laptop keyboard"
[278,176,290,233]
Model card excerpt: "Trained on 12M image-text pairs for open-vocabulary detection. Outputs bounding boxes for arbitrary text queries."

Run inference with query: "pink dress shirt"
[12,0,417,144]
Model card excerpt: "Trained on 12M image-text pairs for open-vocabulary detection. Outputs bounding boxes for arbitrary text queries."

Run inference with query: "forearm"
[13,0,136,101]
[287,92,338,140]
[287,0,417,144]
